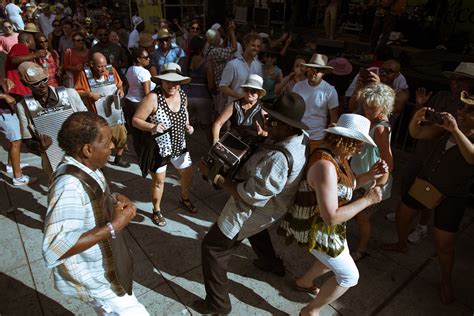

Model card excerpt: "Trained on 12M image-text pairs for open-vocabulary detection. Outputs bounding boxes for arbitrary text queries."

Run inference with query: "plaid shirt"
[43,156,122,302]
[207,45,235,87]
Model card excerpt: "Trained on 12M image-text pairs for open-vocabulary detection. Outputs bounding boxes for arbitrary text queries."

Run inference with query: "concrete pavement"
[1,127,473,315]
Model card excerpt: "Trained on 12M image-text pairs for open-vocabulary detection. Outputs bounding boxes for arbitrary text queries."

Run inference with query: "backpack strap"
[261,144,293,177]
[52,164,105,200]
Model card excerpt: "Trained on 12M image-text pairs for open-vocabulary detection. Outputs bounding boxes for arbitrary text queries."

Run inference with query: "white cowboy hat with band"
[325,114,376,147]
[303,53,333,72]
[152,63,191,84]
[442,62,474,79]
[241,74,266,97]
[461,90,474,105]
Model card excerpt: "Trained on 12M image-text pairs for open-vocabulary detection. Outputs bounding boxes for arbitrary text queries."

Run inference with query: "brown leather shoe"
[191,299,230,315]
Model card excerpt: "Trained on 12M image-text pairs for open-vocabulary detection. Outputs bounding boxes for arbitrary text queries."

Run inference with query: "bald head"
[383,59,400,73]
[90,52,108,77]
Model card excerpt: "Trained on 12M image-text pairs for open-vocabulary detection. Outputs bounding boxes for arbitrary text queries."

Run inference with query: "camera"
[424,109,444,125]
[203,132,251,187]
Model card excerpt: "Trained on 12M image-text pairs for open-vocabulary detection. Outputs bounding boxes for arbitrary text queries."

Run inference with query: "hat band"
[161,69,184,76]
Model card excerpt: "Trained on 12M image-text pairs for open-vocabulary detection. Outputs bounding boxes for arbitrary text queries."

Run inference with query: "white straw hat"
[442,62,474,79]
[152,63,191,84]
[325,114,376,146]
[240,74,266,97]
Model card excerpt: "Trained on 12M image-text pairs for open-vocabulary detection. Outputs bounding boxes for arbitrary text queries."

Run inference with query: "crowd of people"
[0,1,473,315]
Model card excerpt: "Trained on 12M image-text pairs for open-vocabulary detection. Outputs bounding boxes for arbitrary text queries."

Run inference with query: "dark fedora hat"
[262,92,308,130]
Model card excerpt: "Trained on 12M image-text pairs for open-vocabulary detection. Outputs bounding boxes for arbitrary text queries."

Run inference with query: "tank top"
[148,88,188,157]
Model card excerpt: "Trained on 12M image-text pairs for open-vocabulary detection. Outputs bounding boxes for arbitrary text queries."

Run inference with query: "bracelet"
[106,222,116,239]
[213,174,222,186]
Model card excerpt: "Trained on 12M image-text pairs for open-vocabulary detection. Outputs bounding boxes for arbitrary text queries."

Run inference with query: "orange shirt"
[75,66,122,112]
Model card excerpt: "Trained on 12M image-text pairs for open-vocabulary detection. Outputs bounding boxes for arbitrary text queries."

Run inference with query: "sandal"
[152,210,167,227]
[180,197,198,213]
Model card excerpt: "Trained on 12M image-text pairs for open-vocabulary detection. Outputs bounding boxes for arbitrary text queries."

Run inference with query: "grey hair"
[355,82,395,116]
[206,29,219,46]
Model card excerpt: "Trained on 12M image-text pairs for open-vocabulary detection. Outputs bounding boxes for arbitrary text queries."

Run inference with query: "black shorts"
[402,193,466,233]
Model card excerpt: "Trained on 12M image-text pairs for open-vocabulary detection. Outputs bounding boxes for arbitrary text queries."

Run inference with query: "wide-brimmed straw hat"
[139,33,154,48]
[328,57,353,76]
[325,114,376,146]
[24,23,39,33]
[442,62,474,79]
[18,62,48,84]
[460,90,474,105]
[152,63,191,84]
[303,53,333,72]
[157,29,171,40]
[262,92,308,130]
[241,74,266,97]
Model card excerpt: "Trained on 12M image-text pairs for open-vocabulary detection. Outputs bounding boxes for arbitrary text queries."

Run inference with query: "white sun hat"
[303,53,333,72]
[152,63,191,84]
[240,74,266,97]
[442,62,474,79]
[325,114,376,146]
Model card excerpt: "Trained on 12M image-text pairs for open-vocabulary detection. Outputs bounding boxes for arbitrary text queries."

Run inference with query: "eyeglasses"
[31,78,48,88]
[244,87,259,94]
[74,38,84,42]
[380,67,396,75]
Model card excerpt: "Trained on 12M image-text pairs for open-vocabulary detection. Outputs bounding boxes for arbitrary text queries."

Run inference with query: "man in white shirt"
[292,53,339,149]
[37,5,56,38]
[219,33,263,109]
[347,59,409,115]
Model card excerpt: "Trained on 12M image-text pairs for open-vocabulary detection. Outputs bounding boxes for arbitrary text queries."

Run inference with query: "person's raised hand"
[368,159,388,181]
[416,87,433,106]
[186,124,194,135]
[89,92,102,101]
[364,184,383,205]
[437,112,459,133]
[111,198,137,232]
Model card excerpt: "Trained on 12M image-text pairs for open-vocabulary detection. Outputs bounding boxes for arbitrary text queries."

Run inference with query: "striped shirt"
[43,156,121,301]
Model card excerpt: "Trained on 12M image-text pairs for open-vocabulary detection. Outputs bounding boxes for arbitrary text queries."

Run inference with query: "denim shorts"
[0,111,22,142]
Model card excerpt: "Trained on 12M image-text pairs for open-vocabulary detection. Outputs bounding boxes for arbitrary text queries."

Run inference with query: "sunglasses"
[244,87,259,94]
[31,78,48,88]
[159,38,170,42]
[306,68,323,74]
[380,67,396,75]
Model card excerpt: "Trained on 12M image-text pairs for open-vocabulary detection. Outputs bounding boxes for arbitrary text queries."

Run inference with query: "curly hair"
[58,112,108,156]
[132,46,148,65]
[325,133,362,156]
[355,82,395,116]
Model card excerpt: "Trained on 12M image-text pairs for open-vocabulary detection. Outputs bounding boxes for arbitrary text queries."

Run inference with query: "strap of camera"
[261,144,293,177]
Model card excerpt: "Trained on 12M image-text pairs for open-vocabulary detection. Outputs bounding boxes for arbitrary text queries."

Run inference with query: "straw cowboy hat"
[325,114,376,146]
[328,57,353,76]
[460,90,474,105]
[262,92,308,130]
[442,62,474,79]
[18,62,48,85]
[24,23,39,33]
[303,53,333,72]
[152,63,191,84]
[241,74,266,97]
[157,29,171,40]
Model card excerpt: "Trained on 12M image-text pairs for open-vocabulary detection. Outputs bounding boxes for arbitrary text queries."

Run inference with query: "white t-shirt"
[292,79,339,140]
[128,30,140,50]
[5,3,22,18]
[345,72,409,97]
[125,66,156,102]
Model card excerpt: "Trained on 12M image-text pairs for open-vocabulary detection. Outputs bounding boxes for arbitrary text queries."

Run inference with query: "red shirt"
[5,43,32,96]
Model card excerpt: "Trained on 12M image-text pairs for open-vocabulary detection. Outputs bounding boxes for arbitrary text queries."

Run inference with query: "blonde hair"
[355,82,395,116]
[325,134,362,155]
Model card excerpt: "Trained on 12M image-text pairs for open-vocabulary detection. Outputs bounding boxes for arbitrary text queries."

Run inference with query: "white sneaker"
[408,225,428,244]
[12,175,37,186]
[6,163,29,174]
[385,211,396,222]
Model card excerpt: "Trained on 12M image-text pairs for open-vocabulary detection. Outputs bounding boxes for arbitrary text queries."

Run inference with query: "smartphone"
[359,68,370,82]
[425,110,444,125]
